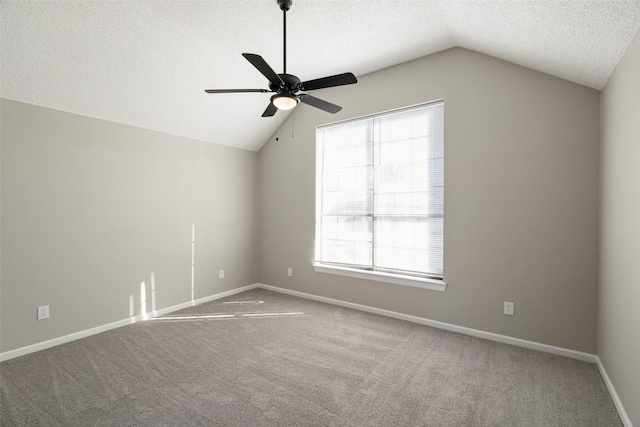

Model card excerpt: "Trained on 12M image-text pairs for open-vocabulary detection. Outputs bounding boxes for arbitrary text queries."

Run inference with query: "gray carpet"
[0,288,622,426]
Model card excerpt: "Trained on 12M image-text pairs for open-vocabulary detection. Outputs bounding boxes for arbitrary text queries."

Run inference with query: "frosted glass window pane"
[375,217,443,275]
[320,216,372,266]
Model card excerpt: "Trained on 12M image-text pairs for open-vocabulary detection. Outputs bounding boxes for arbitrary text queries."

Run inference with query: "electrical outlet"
[504,301,514,316]
[219,270,224,279]
[287,268,293,277]
[37,305,49,320]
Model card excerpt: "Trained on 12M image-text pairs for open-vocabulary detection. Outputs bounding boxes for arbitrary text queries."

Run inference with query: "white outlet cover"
[37,305,49,320]
[287,268,293,277]
[504,302,515,316]
[219,270,224,279]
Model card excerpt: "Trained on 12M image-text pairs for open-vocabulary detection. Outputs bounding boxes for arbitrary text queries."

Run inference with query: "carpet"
[0,288,622,426]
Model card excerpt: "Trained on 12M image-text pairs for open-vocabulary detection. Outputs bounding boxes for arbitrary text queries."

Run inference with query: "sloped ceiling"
[2,1,639,152]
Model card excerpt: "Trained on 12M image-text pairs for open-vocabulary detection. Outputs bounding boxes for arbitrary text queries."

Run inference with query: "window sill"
[312,263,446,292]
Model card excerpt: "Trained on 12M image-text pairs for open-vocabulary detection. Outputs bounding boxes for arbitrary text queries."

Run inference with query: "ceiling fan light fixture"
[271,93,298,110]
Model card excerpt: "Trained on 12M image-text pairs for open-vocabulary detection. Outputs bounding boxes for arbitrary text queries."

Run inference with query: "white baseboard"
[148,284,259,318]
[256,283,598,363]
[4,282,597,364]
[1,282,631,427]
[595,357,633,427]
[0,284,259,362]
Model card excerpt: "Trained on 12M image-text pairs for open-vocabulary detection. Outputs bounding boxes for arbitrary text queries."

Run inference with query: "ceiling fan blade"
[299,72,357,91]
[242,53,283,86]
[205,89,270,93]
[299,94,342,114]
[262,102,278,117]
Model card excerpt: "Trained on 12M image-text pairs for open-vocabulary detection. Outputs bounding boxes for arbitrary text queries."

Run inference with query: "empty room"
[1,1,639,425]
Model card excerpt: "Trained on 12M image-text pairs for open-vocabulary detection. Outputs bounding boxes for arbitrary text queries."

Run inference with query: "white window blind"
[316,101,444,279]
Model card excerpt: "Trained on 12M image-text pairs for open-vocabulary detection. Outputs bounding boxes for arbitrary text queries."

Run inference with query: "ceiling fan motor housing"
[270,73,301,94]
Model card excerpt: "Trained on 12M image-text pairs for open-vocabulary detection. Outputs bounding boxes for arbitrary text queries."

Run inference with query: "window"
[314,101,444,290]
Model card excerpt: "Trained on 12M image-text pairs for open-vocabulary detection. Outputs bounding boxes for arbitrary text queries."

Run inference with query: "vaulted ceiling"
[2,1,639,151]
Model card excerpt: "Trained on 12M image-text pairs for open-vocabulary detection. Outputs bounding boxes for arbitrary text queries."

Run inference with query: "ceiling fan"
[204,0,357,117]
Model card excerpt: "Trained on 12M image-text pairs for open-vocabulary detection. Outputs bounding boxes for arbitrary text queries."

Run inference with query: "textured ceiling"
[2,1,639,152]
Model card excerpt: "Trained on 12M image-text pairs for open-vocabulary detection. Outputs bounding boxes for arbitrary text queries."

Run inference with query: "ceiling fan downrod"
[277,0,292,74]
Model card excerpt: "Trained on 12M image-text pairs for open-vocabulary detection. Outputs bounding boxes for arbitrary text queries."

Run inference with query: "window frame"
[314,101,446,292]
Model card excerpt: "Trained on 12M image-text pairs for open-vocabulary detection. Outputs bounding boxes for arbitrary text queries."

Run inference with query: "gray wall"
[259,48,601,353]
[599,32,640,425]
[0,99,259,353]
